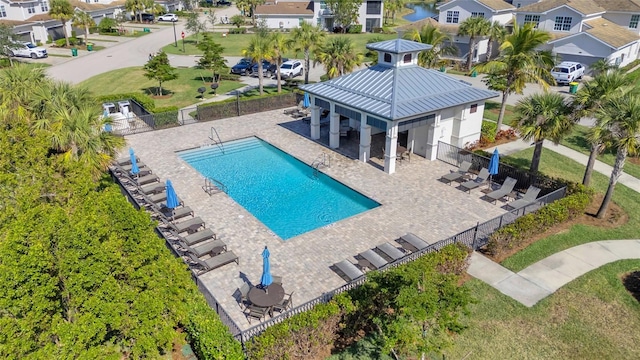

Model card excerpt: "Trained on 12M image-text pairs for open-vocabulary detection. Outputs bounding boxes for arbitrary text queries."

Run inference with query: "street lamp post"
[172,20,177,47]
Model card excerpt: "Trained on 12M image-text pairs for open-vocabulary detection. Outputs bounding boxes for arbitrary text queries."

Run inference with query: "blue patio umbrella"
[303,92,310,108]
[129,148,139,176]
[260,246,273,288]
[165,180,180,210]
[488,148,500,186]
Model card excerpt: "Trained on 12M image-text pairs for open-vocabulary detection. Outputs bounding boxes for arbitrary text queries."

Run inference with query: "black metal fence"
[436,141,565,196]
[110,99,184,136]
[195,92,303,122]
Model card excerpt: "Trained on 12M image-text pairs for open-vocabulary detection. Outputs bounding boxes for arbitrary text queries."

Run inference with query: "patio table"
[248,283,285,308]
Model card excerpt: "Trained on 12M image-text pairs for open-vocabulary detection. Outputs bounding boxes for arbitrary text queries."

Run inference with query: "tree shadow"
[623,271,640,303]
[563,134,590,150]
[193,75,214,83]
[143,87,173,96]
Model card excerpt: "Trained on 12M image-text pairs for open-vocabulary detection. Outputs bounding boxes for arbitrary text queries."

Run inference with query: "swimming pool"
[178,137,380,240]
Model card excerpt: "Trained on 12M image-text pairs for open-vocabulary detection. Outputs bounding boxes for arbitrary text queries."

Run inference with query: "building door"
[365,18,380,32]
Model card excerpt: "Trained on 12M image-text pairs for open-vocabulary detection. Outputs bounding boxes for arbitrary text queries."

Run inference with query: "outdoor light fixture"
[172,20,177,47]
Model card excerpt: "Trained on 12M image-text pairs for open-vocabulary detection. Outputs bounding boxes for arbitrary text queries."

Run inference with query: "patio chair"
[177,228,217,246]
[440,161,472,185]
[139,182,166,195]
[333,260,364,282]
[246,304,269,324]
[459,168,490,193]
[357,249,388,270]
[188,251,239,275]
[150,204,194,222]
[505,186,542,210]
[118,162,148,172]
[484,177,518,204]
[115,156,139,166]
[398,233,430,252]
[273,291,294,313]
[161,216,205,234]
[272,275,283,285]
[374,242,405,262]
[177,238,227,257]
[237,283,251,309]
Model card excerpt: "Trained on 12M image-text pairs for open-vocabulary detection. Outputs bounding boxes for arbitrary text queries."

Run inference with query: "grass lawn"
[560,124,640,179]
[161,32,397,58]
[79,66,244,108]
[483,101,516,125]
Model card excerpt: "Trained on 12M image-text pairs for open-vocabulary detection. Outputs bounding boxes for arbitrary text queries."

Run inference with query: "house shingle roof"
[70,0,125,11]
[301,64,498,121]
[477,0,516,11]
[583,17,640,47]
[518,0,606,15]
[593,0,640,12]
[255,1,313,16]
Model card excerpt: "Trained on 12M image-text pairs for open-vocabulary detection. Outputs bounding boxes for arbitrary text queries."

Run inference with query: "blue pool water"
[178,137,380,240]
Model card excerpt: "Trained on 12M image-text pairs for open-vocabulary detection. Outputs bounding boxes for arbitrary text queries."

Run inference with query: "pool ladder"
[203,177,227,196]
[208,127,224,153]
[311,153,330,177]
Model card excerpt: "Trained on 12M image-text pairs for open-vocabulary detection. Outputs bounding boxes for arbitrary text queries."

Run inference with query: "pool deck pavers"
[468,240,640,307]
[124,109,507,330]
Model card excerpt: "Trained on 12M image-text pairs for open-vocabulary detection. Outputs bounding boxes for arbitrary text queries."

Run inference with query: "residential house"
[254,0,384,32]
[515,0,640,68]
[436,0,515,63]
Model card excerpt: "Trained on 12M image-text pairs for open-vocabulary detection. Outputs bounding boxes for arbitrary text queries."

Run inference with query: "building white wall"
[260,16,313,29]
[438,2,491,25]
[604,12,640,35]
[492,12,513,25]
[533,7,584,34]
[552,34,617,58]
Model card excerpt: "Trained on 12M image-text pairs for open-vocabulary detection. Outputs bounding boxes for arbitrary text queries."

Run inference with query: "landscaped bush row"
[465,126,517,151]
[486,183,594,256]
[228,28,247,34]
[245,244,473,359]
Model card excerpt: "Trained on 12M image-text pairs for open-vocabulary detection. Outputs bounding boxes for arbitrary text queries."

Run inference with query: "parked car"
[216,0,232,5]
[157,13,178,22]
[9,42,47,59]
[279,60,303,79]
[231,58,254,75]
[551,61,585,85]
[138,13,155,22]
[251,59,287,77]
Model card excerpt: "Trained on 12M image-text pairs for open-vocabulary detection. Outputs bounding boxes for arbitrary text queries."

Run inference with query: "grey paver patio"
[122,109,507,329]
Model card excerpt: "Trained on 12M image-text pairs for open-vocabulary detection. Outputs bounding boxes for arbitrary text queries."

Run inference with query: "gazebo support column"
[329,111,340,149]
[359,117,371,162]
[384,124,398,174]
[425,116,441,160]
[310,105,320,140]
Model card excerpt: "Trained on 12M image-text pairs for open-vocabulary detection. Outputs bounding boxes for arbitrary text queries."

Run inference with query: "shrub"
[186,300,244,360]
[98,17,117,33]
[486,184,593,256]
[47,35,53,44]
[348,24,362,33]
[218,73,241,81]
[372,27,383,33]
[228,28,247,34]
[481,121,497,142]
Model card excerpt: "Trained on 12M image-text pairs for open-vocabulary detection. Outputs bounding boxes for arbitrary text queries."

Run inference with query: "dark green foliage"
[246,245,473,359]
[153,109,180,128]
[228,28,247,34]
[143,51,178,96]
[487,184,594,256]
[347,25,362,33]
[98,17,117,33]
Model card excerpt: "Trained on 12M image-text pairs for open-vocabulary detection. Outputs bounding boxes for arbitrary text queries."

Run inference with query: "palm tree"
[573,70,634,186]
[289,22,326,84]
[0,64,47,106]
[314,36,363,79]
[594,94,640,218]
[72,11,95,46]
[405,24,457,68]
[385,0,405,25]
[458,17,491,71]
[49,0,74,47]
[513,93,575,173]
[590,59,617,76]
[476,23,555,135]
[242,34,273,95]
[124,0,145,23]
[485,21,506,62]
[271,32,289,93]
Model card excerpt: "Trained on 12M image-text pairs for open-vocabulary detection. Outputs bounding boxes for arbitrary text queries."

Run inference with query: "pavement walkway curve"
[467,240,640,307]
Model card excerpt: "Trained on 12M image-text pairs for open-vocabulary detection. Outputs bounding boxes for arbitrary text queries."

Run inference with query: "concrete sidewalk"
[468,240,640,307]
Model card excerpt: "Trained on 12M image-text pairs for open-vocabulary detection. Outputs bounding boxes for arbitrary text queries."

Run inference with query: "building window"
[320,1,326,10]
[403,54,412,63]
[471,12,485,18]
[446,11,459,24]
[554,16,572,31]
[366,1,381,15]
[470,104,478,113]
[517,3,521,8]
[41,1,48,12]
[0,5,5,17]
[524,14,540,28]
[630,15,640,29]
[27,5,36,14]
[383,53,391,62]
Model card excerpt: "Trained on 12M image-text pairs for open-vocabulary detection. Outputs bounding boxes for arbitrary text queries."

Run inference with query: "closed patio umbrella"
[165,179,180,210]
[260,246,273,288]
[129,148,139,176]
[488,148,500,187]
[303,92,310,108]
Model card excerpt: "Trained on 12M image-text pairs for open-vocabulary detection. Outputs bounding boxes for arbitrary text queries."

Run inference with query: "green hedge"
[186,300,244,360]
[228,28,247,34]
[245,244,473,359]
[348,25,363,33]
[486,183,594,256]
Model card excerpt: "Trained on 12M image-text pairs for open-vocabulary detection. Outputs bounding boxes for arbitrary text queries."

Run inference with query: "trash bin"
[143,27,150,33]
[471,70,478,77]
[87,44,93,51]
[71,48,78,56]
[439,66,446,72]
[569,82,579,94]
